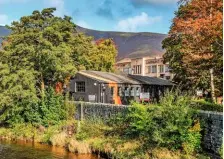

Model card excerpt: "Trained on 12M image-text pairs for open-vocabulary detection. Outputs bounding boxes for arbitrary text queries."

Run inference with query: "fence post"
[80,102,84,120]
[77,102,84,133]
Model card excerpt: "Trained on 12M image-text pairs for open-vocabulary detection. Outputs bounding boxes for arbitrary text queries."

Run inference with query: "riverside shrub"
[190,99,223,112]
[123,91,201,153]
[5,87,70,127]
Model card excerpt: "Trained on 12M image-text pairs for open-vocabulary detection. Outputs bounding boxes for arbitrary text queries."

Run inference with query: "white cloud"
[0,0,29,4]
[76,20,92,29]
[0,14,9,25]
[115,12,162,32]
[132,0,178,5]
[45,0,67,17]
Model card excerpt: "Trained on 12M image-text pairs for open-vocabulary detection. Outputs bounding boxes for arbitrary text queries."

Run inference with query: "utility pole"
[210,0,216,103]
[210,68,216,102]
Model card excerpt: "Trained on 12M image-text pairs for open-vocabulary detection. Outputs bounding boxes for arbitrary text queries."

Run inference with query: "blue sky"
[0,0,179,33]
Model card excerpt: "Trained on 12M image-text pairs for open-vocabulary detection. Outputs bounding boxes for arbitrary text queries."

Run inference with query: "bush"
[190,99,223,112]
[4,87,72,127]
[76,118,109,141]
[68,139,91,154]
[50,132,67,147]
[39,87,68,126]
[122,91,201,154]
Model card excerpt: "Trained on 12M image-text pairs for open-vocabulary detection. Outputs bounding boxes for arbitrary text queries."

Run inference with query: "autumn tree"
[163,0,223,100]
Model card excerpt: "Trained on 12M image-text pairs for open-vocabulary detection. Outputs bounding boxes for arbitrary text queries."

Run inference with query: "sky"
[0,0,179,34]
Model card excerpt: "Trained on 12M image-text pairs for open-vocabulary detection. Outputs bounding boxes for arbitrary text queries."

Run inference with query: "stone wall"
[73,101,223,155]
[198,111,223,156]
[74,101,128,120]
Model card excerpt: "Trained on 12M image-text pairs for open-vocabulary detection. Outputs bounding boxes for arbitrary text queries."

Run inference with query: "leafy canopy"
[0,8,117,124]
[162,0,223,95]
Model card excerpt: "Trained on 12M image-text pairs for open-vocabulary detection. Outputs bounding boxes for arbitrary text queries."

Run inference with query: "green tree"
[0,8,77,121]
[0,8,118,124]
[1,8,77,92]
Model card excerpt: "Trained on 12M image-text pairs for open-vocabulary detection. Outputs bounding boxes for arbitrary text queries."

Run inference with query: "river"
[0,140,99,159]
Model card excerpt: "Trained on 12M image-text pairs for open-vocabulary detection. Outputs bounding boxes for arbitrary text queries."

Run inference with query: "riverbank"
[0,119,211,159]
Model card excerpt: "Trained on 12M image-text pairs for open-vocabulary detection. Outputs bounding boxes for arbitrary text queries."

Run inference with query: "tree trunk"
[210,68,216,103]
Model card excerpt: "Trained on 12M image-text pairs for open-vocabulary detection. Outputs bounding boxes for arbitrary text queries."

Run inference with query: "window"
[165,65,169,72]
[123,68,131,74]
[151,65,157,73]
[166,76,170,80]
[160,74,165,78]
[76,81,85,92]
[136,87,140,96]
[148,66,151,73]
[130,87,134,96]
[133,65,142,74]
[159,65,164,73]
[125,87,129,96]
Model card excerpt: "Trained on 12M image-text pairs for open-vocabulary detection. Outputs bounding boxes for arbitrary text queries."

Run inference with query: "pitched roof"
[128,74,174,86]
[79,70,140,84]
[116,58,131,64]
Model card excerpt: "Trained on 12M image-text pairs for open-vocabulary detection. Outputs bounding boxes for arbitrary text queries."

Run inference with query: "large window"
[130,87,134,96]
[159,65,164,73]
[133,65,142,74]
[125,87,129,96]
[151,65,157,73]
[76,81,85,92]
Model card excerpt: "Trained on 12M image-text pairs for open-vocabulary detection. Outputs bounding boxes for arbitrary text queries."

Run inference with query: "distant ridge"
[0,25,167,60]
[0,26,11,44]
[76,26,167,60]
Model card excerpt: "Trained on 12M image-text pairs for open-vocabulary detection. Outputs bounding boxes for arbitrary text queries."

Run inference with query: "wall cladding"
[74,101,223,155]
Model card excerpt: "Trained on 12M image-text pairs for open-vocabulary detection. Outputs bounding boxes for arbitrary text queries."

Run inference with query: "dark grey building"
[69,71,141,105]
[69,71,174,105]
[128,74,174,103]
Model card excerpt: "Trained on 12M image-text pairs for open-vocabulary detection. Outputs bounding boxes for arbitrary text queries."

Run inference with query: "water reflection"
[0,140,99,159]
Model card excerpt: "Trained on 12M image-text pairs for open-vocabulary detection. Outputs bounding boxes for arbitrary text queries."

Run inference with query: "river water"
[0,140,99,159]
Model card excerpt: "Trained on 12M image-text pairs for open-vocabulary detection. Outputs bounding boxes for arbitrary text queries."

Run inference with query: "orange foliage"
[55,82,63,94]
[171,0,222,75]
[95,38,118,49]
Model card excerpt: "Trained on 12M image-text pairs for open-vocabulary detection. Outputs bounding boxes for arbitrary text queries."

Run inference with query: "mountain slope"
[76,26,167,60]
[0,26,11,44]
[0,25,167,60]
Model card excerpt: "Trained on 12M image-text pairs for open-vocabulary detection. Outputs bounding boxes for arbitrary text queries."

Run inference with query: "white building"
[115,56,173,80]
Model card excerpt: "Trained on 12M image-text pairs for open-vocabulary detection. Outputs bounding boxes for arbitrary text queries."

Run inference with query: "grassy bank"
[0,91,220,159]
[0,119,210,159]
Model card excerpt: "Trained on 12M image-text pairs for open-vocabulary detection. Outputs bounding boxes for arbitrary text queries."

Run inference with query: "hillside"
[0,26,11,44]
[0,25,167,60]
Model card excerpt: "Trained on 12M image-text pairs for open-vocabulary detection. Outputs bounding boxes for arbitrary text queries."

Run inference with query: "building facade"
[69,70,174,105]
[116,56,173,80]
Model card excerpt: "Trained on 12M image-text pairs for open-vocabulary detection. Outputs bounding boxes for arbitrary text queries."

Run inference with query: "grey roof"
[128,74,174,86]
[79,70,140,84]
